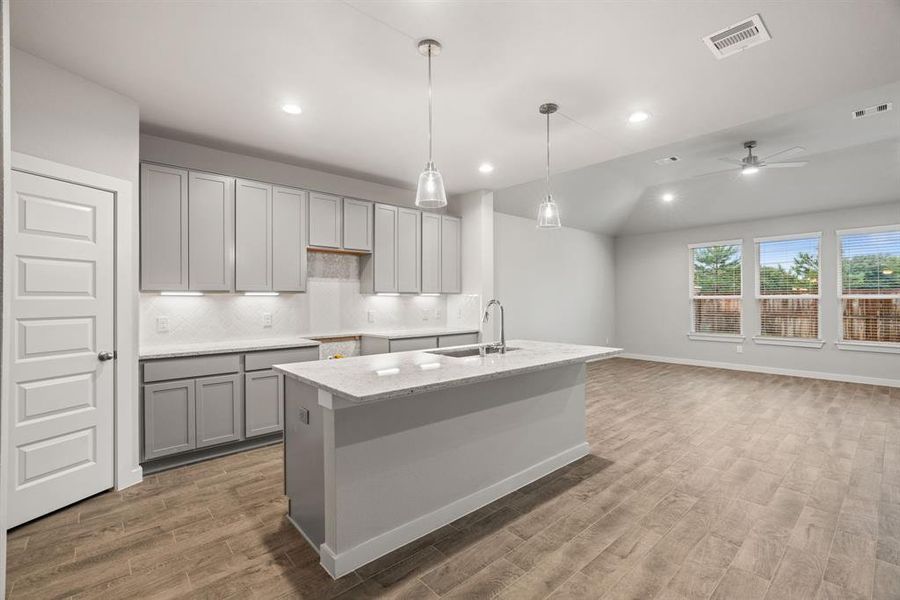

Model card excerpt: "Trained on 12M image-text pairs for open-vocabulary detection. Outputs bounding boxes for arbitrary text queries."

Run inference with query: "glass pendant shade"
[537,195,561,228]
[415,161,447,209]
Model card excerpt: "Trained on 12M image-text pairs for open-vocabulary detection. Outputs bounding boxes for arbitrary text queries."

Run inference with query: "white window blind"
[839,226,900,344]
[756,235,820,339]
[690,242,742,335]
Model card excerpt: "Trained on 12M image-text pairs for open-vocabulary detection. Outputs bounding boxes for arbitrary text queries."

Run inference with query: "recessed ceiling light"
[628,110,651,124]
[661,192,675,202]
[478,163,494,174]
[281,103,302,115]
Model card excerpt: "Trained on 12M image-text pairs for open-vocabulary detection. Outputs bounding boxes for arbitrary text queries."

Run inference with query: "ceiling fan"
[695,141,808,178]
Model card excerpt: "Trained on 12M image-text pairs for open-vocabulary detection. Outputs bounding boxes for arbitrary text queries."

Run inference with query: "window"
[755,234,821,342]
[839,226,900,347]
[690,241,742,337]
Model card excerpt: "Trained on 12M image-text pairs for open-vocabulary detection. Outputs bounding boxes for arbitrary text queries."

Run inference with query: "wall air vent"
[654,156,680,165]
[852,102,893,120]
[702,14,771,59]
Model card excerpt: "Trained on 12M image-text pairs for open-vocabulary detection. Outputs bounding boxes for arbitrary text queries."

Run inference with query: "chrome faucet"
[482,299,506,354]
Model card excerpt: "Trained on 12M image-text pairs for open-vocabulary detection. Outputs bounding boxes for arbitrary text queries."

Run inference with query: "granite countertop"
[140,337,321,360]
[274,339,622,405]
[139,327,481,360]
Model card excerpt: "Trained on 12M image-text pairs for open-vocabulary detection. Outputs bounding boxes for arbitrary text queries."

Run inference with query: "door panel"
[196,374,242,448]
[143,380,196,460]
[245,370,284,437]
[308,193,341,248]
[373,204,397,293]
[421,213,442,293]
[189,171,235,291]
[343,198,373,252]
[235,179,273,291]
[8,170,115,527]
[441,216,461,293]
[397,208,421,293]
[272,186,308,292]
[140,163,188,290]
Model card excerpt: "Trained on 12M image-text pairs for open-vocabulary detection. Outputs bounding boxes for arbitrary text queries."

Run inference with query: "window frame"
[752,232,824,348]
[687,239,745,342]
[835,224,900,354]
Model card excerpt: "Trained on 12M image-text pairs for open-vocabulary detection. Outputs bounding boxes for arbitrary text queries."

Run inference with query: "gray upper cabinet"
[440,215,462,293]
[245,370,284,438]
[235,179,273,291]
[188,171,235,291]
[140,163,189,291]
[272,186,308,292]
[397,208,422,293]
[196,374,242,449]
[308,192,342,248]
[421,212,442,293]
[143,379,196,460]
[373,204,398,293]
[343,198,374,252]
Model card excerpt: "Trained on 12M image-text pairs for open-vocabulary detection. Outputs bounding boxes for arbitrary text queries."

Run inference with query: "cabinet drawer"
[438,333,479,348]
[389,336,438,353]
[244,347,319,371]
[143,354,240,383]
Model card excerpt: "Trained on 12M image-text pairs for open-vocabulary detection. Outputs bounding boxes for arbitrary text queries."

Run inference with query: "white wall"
[615,201,900,385]
[493,212,616,346]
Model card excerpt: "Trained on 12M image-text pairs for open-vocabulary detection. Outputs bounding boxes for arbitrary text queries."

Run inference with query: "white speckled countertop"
[355,327,479,340]
[140,337,320,360]
[274,340,622,404]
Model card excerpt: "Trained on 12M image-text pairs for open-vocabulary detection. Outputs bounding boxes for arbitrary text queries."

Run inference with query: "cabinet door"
[308,193,342,248]
[389,337,439,352]
[440,215,462,293]
[143,379,196,460]
[188,171,235,291]
[245,370,284,438]
[421,212,442,293]
[272,186,308,292]
[196,374,243,448]
[235,179,273,291]
[373,203,398,293]
[343,198,373,252]
[398,208,421,293]
[141,163,188,291]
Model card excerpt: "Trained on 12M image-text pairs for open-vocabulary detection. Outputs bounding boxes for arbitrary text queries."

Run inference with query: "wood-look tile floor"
[7,358,900,599]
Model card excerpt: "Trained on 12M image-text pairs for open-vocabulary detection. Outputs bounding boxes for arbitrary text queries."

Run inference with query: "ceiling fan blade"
[764,161,808,168]
[692,167,737,178]
[761,146,806,162]
[717,157,745,166]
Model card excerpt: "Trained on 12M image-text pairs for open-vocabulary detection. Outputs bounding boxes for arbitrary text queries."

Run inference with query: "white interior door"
[6,170,115,527]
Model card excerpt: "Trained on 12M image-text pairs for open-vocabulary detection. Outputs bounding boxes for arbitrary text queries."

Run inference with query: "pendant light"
[537,102,561,228]
[415,39,447,208]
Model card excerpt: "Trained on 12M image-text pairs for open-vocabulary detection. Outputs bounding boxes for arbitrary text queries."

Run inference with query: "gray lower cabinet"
[245,370,284,438]
[196,374,242,448]
[143,379,196,460]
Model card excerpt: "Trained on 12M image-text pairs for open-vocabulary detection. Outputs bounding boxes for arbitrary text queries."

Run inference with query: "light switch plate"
[263,313,273,328]
[156,316,169,333]
[367,310,375,323]
[736,345,743,353]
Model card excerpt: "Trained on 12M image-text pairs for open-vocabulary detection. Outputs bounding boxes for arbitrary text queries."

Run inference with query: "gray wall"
[494,212,615,346]
[10,48,139,193]
[615,201,900,384]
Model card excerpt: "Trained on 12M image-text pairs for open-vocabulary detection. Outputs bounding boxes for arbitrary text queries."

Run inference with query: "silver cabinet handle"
[98,351,116,362]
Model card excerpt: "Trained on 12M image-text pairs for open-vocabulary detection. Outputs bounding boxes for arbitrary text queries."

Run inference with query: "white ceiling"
[495,80,900,235]
[11,0,900,202]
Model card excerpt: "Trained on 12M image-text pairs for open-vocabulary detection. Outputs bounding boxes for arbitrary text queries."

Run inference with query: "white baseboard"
[286,515,320,554]
[115,465,143,491]
[620,353,900,388]
[319,442,590,579]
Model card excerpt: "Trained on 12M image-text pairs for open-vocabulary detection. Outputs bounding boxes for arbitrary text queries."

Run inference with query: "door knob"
[98,351,116,362]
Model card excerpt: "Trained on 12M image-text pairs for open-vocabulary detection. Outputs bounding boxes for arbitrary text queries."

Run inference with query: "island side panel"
[284,377,326,549]
[326,362,588,573]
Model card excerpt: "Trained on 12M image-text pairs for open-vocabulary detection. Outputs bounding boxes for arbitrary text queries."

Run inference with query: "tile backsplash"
[140,252,479,346]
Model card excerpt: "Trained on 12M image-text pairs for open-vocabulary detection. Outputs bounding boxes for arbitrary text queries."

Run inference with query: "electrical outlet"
[434,308,442,319]
[263,313,273,328]
[457,308,463,319]
[421,309,430,321]
[736,345,743,353]
[156,316,169,333]
[367,310,375,323]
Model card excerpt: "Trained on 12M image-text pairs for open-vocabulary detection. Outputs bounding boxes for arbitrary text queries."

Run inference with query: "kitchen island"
[275,339,622,577]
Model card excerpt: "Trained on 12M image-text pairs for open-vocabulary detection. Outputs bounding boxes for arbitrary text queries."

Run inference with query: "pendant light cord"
[427,45,434,165]
[546,110,551,198]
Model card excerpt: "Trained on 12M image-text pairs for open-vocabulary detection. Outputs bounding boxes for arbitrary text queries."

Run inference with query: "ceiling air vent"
[654,156,680,165]
[703,14,771,59]
[852,102,893,120]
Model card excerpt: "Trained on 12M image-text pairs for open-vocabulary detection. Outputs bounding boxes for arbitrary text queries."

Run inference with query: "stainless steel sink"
[428,345,518,358]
